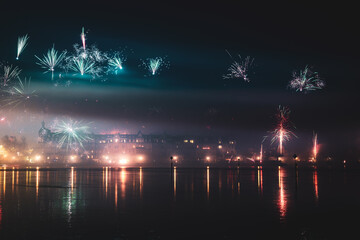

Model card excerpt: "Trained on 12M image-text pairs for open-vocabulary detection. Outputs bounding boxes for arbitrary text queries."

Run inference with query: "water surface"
[0,167,359,239]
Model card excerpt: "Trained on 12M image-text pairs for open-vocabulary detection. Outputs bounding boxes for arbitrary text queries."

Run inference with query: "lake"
[0,167,359,239]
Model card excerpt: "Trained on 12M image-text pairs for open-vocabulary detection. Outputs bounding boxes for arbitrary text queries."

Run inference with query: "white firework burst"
[223,52,254,82]
[35,46,66,80]
[289,66,325,92]
[1,65,22,86]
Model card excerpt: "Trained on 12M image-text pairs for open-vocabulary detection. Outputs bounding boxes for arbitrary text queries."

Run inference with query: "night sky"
[0,1,359,160]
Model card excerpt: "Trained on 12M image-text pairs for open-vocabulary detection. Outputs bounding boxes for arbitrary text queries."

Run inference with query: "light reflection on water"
[313,168,319,202]
[0,167,360,239]
[278,166,288,220]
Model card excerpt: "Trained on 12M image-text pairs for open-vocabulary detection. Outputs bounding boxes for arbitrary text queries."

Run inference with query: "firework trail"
[270,105,297,156]
[1,65,22,86]
[81,27,86,50]
[289,66,325,92]
[259,143,263,163]
[1,77,37,109]
[141,57,169,76]
[16,34,29,60]
[52,119,92,150]
[35,46,66,80]
[313,132,318,162]
[223,50,254,82]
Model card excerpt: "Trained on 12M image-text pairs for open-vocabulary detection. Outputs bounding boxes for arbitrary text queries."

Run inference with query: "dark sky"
[0,1,359,159]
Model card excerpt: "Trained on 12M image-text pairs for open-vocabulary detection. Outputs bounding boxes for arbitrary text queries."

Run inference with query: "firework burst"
[69,57,96,76]
[223,51,254,82]
[1,77,37,109]
[270,105,297,156]
[289,66,325,92]
[35,46,66,80]
[1,65,22,86]
[141,57,169,76]
[62,44,106,79]
[52,119,92,150]
[108,53,126,74]
[72,44,107,62]
[16,34,29,60]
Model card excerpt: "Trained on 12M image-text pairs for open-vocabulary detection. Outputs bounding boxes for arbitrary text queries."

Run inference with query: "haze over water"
[0,167,360,239]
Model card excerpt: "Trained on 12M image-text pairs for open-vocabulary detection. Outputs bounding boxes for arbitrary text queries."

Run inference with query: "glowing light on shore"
[119,158,128,165]
[16,34,29,60]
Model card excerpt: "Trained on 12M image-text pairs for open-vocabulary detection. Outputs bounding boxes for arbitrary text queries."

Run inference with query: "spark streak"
[16,35,29,60]
[81,27,86,50]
